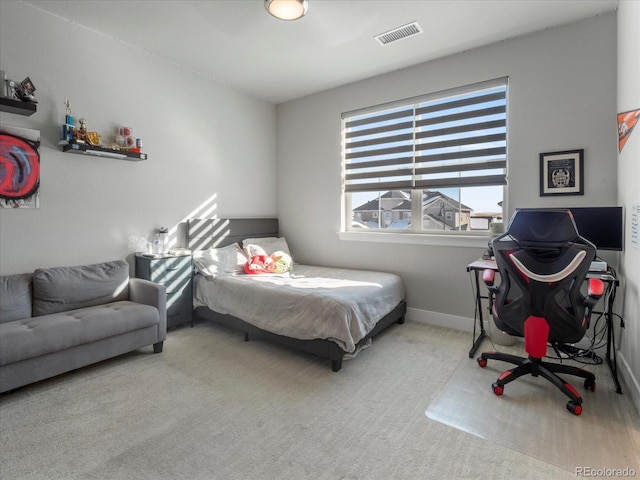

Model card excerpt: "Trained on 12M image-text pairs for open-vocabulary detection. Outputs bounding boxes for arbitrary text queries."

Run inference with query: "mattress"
[193,264,405,353]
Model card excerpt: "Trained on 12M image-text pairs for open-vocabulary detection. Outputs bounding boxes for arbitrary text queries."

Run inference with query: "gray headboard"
[186,218,279,251]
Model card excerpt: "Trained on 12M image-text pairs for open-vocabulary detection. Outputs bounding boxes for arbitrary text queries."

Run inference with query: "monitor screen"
[568,206,624,251]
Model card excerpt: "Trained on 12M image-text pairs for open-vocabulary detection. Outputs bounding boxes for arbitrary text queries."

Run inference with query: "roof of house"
[353,190,472,212]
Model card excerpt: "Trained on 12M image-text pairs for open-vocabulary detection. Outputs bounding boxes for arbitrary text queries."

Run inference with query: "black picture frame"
[539,149,584,196]
[20,77,36,95]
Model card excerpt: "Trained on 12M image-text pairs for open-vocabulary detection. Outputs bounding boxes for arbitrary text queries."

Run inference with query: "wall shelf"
[61,141,147,161]
[0,97,37,116]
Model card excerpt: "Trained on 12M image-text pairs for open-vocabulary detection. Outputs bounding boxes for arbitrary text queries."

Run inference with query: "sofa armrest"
[129,277,167,339]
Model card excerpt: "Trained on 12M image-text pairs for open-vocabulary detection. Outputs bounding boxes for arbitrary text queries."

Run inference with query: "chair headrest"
[504,209,579,247]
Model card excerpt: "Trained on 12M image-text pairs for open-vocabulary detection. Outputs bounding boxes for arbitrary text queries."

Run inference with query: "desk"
[466,258,622,394]
[466,258,496,359]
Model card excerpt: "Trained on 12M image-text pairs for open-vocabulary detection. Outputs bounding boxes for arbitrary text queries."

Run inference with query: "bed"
[187,218,406,371]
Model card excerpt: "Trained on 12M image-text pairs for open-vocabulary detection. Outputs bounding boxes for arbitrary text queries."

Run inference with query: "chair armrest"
[585,278,604,308]
[129,278,167,337]
[588,278,604,297]
[483,268,495,287]
[482,268,501,296]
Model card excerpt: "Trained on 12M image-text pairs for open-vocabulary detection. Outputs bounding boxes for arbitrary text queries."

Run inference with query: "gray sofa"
[0,260,167,393]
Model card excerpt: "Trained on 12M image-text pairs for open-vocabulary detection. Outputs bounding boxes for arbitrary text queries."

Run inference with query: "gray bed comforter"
[193,265,405,353]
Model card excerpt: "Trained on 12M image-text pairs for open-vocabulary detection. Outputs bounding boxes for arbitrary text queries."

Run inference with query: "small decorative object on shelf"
[0,71,37,115]
[63,99,73,141]
[3,74,37,103]
[73,117,88,144]
[70,117,101,147]
[114,126,142,154]
[15,77,37,103]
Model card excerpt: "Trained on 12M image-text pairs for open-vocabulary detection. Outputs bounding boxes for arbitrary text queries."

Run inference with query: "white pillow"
[193,243,247,278]
[242,236,291,258]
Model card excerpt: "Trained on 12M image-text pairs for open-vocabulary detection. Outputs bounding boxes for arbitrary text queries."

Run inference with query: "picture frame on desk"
[539,149,584,196]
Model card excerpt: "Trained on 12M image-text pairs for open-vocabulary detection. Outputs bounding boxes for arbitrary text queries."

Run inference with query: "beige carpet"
[1,320,638,480]
[426,343,640,474]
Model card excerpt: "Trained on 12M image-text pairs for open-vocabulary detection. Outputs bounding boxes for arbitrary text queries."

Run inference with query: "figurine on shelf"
[86,131,101,146]
[6,79,17,99]
[15,77,37,103]
[73,117,88,144]
[63,99,74,142]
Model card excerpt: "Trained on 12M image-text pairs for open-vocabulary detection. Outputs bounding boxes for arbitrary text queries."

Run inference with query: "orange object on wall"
[618,108,640,152]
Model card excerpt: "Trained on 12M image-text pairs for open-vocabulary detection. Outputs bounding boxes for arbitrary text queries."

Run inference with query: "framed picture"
[20,77,36,95]
[539,149,584,196]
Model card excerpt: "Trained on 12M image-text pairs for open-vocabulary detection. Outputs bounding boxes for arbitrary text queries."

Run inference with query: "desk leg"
[605,291,622,394]
[469,269,488,358]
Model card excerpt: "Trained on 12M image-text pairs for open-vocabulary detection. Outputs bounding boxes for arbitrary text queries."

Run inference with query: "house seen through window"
[342,78,508,234]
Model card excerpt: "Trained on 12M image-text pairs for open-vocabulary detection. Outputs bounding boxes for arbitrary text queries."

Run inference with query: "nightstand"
[135,253,193,329]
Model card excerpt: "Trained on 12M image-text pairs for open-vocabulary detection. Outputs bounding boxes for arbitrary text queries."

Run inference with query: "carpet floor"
[1,319,639,480]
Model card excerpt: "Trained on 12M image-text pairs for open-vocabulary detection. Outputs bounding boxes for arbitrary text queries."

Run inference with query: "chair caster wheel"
[567,401,582,416]
[584,378,596,392]
[492,382,503,396]
[477,357,487,368]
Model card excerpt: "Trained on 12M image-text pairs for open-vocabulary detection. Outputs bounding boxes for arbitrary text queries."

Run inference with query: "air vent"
[374,21,423,46]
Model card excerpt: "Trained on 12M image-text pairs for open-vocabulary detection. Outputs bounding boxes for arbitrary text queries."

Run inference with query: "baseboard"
[406,307,476,333]
[618,351,640,416]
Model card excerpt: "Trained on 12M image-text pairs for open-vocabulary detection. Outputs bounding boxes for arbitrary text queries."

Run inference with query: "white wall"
[617,0,640,414]
[0,1,277,275]
[277,13,618,325]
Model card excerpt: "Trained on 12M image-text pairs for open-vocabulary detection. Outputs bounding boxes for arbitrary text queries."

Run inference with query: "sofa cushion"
[0,301,160,366]
[0,273,33,324]
[32,260,130,316]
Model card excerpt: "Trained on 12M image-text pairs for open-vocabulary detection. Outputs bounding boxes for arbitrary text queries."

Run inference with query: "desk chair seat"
[476,209,603,415]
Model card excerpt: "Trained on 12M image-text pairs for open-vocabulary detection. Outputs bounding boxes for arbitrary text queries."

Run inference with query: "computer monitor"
[568,206,624,251]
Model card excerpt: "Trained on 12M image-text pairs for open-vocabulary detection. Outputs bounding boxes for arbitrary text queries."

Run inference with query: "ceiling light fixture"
[264,0,308,21]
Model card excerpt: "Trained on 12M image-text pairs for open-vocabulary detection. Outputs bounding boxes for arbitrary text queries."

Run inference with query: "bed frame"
[187,218,406,371]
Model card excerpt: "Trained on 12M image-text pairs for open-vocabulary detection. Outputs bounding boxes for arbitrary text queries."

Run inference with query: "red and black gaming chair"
[477,208,604,415]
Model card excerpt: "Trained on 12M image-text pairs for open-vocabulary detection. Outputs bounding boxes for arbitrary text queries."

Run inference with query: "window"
[342,78,507,235]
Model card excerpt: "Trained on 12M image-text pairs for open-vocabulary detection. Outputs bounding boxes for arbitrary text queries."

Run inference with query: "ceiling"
[24,0,618,104]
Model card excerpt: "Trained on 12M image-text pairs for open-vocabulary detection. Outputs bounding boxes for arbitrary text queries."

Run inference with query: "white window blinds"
[342,78,508,193]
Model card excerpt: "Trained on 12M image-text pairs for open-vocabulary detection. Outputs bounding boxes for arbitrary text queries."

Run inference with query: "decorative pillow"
[242,237,291,258]
[244,255,274,274]
[270,251,293,273]
[193,243,247,278]
[244,251,293,275]
[32,260,130,316]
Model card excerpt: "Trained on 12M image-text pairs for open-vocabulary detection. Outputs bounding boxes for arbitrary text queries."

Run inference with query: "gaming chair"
[477,208,604,415]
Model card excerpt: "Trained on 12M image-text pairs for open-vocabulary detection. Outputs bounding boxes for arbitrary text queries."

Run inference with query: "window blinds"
[343,78,507,193]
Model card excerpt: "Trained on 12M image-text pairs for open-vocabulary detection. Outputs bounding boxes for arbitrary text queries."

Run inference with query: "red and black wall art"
[0,125,40,208]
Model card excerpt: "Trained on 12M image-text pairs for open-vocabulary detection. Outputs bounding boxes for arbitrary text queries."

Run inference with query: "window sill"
[338,231,490,248]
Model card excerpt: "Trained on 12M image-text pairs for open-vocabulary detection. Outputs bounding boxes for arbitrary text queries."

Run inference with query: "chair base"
[477,351,596,415]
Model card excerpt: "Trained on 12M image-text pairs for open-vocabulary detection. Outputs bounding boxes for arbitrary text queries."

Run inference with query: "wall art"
[0,125,40,208]
[618,108,640,153]
[539,149,584,196]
